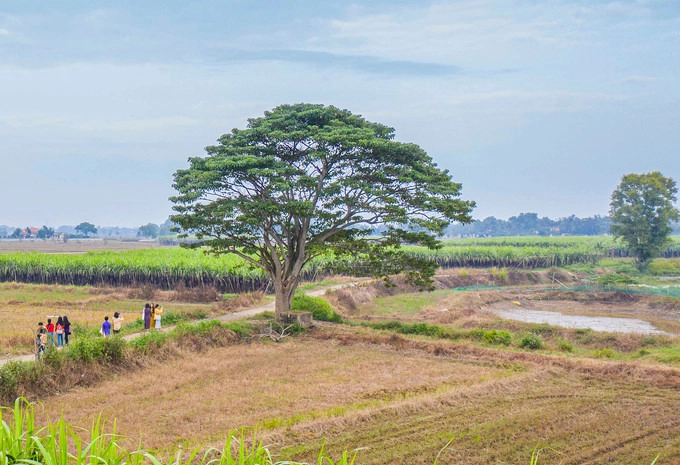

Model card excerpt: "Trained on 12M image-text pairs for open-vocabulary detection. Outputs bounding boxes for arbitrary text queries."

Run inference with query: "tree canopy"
[171,103,475,316]
[609,171,679,267]
[37,226,55,239]
[137,223,160,238]
[75,222,97,236]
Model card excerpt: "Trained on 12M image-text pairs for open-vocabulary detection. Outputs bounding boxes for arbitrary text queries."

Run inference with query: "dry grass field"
[0,283,215,354]
[4,270,680,464]
[32,328,680,464]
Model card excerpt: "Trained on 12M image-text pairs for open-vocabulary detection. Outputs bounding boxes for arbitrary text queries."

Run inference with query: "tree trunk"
[273,278,297,321]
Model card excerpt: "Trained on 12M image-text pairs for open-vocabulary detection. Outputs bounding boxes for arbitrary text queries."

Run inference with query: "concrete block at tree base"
[278,311,313,327]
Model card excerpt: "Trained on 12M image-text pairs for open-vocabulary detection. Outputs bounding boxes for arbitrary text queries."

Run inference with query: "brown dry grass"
[36,335,504,451]
[0,283,216,354]
[329,269,577,316]
[7,269,680,463]
[31,327,680,464]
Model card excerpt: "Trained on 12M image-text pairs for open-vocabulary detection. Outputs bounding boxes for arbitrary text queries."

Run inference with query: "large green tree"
[171,103,475,317]
[609,171,679,268]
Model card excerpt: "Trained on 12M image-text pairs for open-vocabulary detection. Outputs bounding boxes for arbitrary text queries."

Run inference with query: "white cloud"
[618,75,658,84]
[319,2,595,64]
[309,0,675,70]
[71,116,202,134]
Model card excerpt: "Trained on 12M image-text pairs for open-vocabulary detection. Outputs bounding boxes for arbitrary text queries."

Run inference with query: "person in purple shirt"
[101,316,111,337]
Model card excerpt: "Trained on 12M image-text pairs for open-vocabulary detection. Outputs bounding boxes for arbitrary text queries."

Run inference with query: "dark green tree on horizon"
[37,226,55,239]
[75,222,97,237]
[609,171,679,268]
[137,223,160,238]
[171,103,475,318]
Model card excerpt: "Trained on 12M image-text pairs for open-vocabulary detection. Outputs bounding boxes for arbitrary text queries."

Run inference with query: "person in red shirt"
[46,318,56,347]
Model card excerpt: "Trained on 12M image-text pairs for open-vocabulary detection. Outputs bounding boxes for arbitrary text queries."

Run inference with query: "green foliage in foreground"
[0,398,359,465]
[0,398,664,465]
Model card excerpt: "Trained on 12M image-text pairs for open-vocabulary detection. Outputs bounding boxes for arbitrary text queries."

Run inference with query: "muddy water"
[493,308,670,335]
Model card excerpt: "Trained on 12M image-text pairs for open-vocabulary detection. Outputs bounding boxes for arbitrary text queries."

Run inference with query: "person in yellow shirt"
[153,304,163,330]
[112,312,124,335]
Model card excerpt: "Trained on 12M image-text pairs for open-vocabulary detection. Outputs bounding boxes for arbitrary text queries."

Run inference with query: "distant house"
[20,227,40,238]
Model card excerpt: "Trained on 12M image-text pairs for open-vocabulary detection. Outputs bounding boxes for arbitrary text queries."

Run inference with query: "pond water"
[493,308,669,335]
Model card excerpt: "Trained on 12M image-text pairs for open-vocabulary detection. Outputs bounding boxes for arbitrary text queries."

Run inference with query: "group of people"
[36,303,165,356]
[100,312,125,337]
[36,316,71,356]
[142,303,163,330]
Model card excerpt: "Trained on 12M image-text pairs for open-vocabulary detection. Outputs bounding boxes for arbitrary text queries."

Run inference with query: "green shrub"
[370,321,405,331]
[519,333,543,350]
[161,311,184,325]
[594,348,617,359]
[0,363,42,404]
[467,328,486,341]
[127,330,169,355]
[67,335,126,364]
[491,266,508,283]
[224,321,255,338]
[596,273,636,286]
[292,294,343,323]
[557,339,574,353]
[409,322,445,337]
[40,346,66,369]
[530,324,555,336]
[575,328,594,344]
[642,336,658,346]
[648,258,680,276]
[0,362,22,401]
[175,319,224,336]
[367,321,446,338]
[483,330,512,346]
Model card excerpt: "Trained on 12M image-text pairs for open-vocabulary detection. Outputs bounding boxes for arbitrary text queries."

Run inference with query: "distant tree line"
[447,213,613,237]
[448,212,680,237]
[1,215,678,240]
[0,219,177,240]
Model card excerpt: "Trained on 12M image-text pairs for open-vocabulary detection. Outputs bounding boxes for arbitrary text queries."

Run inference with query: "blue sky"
[1,0,679,227]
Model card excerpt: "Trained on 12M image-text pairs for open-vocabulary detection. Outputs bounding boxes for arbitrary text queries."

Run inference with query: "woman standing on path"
[55,316,65,347]
[143,303,151,330]
[46,318,55,347]
[153,303,163,330]
[112,312,124,335]
[63,316,71,345]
